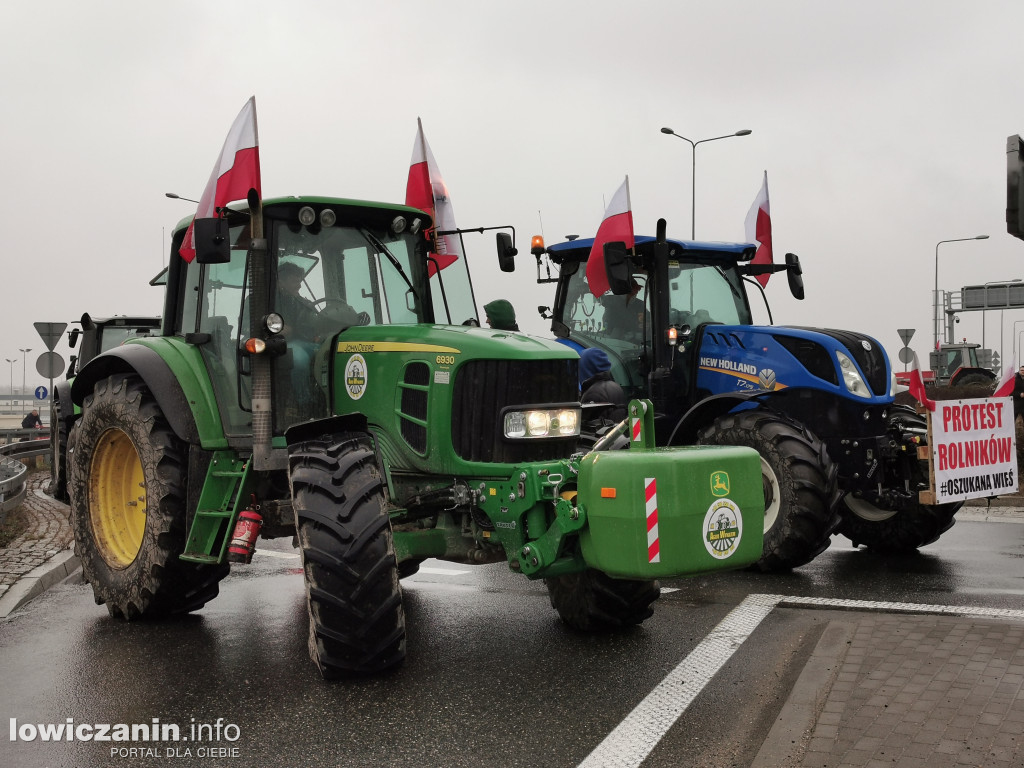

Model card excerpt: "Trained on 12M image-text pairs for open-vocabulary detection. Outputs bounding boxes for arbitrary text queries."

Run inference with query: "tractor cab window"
[665,262,749,329]
[426,239,478,326]
[269,220,430,428]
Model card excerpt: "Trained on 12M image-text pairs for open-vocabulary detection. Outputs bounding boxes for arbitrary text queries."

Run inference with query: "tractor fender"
[70,344,202,445]
[284,413,370,446]
[667,390,772,445]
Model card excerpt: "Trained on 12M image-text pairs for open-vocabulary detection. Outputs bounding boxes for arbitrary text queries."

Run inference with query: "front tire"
[289,433,405,678]
[545,569,660,631]
[47,394,70,503]
[836,406,961,553]
[698,409,839,572]
[68,374,227,619]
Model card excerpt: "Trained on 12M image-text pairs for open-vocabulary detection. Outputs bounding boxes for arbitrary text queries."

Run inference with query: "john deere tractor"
[67,194,764,678]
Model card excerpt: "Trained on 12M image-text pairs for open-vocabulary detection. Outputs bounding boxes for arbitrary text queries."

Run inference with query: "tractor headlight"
[836,351,871,398]
[503,407,580,438]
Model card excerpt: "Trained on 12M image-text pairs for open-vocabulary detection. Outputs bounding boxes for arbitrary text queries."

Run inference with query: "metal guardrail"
[0,429,50,525]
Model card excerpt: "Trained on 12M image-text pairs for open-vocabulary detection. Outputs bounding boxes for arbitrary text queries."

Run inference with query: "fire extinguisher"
[227,495,263,564]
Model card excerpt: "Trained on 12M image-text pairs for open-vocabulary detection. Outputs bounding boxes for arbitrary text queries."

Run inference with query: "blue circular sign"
[35,386,48,400]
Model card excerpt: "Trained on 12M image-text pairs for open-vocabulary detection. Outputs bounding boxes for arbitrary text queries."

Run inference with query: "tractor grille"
[399,362,429,453]
[451,359,578,463]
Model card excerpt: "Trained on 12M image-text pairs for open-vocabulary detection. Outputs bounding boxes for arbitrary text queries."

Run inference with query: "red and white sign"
[930,397,1017,503]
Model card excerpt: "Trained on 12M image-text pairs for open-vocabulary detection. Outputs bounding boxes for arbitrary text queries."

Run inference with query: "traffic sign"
[898,347,914,365]
[34,322,67,352]
[36,351,65,379]
[35,386,48,400]
[897,328,915,346]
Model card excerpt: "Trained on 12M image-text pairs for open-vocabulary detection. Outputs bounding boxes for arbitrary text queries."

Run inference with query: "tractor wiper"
[359,228,417,297]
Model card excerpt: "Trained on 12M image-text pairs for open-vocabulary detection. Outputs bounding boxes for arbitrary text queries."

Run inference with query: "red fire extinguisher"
[227,496,263,564]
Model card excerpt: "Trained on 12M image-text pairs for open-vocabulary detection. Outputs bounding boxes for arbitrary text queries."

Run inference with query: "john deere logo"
[345,354,367,400]
[702,498,743,560]
[710,471,730,497]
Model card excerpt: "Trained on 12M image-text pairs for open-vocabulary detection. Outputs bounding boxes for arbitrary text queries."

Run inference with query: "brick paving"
[776,615,1024,768]
[0,470,72,600]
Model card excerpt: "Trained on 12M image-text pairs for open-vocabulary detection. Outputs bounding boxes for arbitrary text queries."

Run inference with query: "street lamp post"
[660,126,752,240]
[933,235,988,350]
[18,348,31,417]
[5,358,14,415]
[1014,320,1024,363]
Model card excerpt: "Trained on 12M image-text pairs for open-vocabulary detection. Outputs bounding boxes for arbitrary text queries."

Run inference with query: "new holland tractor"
[67,195,765,678]
[531,220,961,571]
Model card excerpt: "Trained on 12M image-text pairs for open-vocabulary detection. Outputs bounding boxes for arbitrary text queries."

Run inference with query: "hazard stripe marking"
[577,593,1024,768]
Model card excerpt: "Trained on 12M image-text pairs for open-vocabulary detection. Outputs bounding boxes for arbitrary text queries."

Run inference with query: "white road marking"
[254,550,299,560]
[417,566,471,576]
[578,593,1023,768]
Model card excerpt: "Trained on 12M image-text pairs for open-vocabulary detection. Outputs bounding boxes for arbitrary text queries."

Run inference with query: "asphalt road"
[1,517,1021,768]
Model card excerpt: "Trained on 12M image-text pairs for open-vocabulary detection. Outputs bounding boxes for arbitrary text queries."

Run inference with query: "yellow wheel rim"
[89,428,147,569]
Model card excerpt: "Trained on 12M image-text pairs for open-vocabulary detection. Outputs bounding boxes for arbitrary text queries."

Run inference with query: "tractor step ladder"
[180,452,251,563]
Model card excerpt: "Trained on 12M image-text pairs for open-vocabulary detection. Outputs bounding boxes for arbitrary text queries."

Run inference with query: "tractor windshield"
[664,261,751,328]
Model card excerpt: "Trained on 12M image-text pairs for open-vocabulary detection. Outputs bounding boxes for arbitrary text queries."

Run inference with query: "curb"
[0,549,80,619]
[750,619,857,768]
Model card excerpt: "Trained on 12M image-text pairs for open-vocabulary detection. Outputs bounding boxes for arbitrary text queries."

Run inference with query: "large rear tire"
[698,409,840,572]
[68,374,227,619]
[289,433,405,678]
[836,406,961,553]
[545,569,660,631]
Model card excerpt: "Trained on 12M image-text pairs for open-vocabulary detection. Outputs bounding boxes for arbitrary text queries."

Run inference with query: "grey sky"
[1,0,1022,395]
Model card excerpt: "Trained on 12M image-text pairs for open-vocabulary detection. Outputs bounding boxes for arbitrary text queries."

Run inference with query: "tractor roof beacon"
[68,194,766,678]
[532,219,963,572]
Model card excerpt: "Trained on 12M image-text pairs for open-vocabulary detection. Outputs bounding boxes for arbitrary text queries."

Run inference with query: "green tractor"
[68,194,765,677]
[49,312,162,502]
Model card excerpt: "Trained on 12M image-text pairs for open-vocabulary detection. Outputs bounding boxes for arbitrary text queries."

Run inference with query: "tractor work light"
[391,216,407,235]
[836,351,871,398]
[409,218,423,235]
[298,206,317,226]
[320,208,336,228]
[264,313,284,334]
[503,407,580,439]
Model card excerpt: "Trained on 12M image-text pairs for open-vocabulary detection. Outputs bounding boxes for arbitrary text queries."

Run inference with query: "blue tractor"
[530,220,960,571]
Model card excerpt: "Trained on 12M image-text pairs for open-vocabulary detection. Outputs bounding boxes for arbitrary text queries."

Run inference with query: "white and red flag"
[907,351,936,412]
[179,96,261,262]
[744,171,773,287]
[586,176,634,297]
[406,118,463,275]
[993,355,1017,398]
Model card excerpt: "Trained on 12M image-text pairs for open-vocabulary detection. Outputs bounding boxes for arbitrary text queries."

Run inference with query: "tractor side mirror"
[604,241,632,295]
[785,253,805,300]
[496,232,517,273]
[194,218,231,264]
[68,328,81,348]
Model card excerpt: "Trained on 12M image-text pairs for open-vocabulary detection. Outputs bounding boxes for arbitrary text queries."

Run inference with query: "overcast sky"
[2,0,1023,395]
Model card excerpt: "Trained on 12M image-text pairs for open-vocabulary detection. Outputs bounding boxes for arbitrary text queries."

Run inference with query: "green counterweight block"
[577,444,764,579]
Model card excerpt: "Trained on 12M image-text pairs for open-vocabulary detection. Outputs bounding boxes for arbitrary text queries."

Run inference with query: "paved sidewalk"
[0,470,77,618]
[752,611,1024,767]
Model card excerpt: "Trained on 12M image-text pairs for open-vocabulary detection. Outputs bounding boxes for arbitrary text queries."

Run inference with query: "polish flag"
[744,171,773,287]
[179,96,261,262]
[586,176,634,297]
[993,355,1017,398]
[907,351,936,412]
[406,118,462,275]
